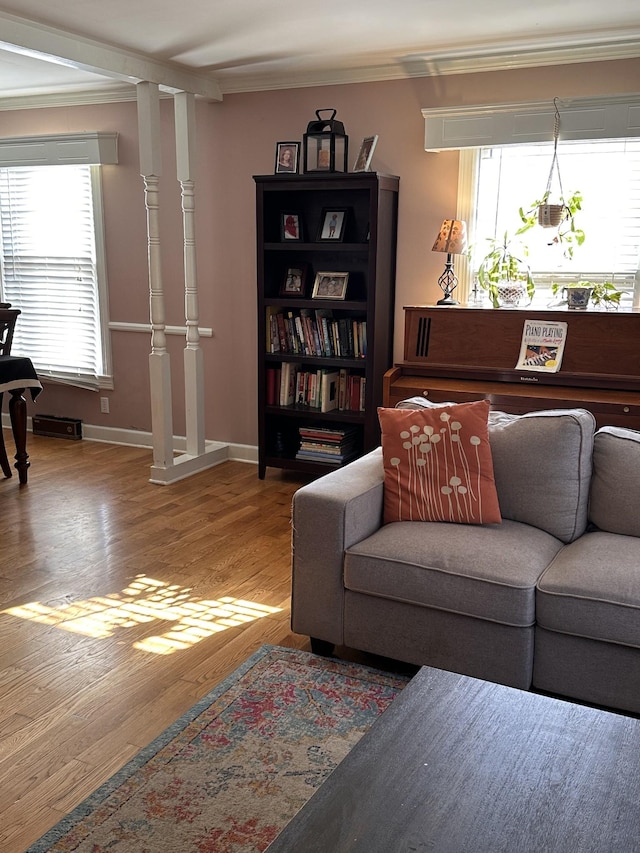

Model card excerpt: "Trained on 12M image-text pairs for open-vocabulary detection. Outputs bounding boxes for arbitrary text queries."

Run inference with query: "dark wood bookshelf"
[255,172,399,478]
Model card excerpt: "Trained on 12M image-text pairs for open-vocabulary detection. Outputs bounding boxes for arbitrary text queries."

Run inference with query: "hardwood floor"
[0,432,312,852]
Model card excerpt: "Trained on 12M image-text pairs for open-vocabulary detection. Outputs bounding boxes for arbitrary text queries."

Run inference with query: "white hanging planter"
[536,100,566,228]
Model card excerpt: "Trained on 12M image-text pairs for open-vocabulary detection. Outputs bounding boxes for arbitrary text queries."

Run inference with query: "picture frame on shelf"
[317,208,348,242]
[311,271,349,300]
[353,135,378,172]
[280,264,308,297]
[281,212,302,241]
[275,141,300,174]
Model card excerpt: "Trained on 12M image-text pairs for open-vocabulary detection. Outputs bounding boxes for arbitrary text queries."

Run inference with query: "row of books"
[295,425,359,465]
[267,307,367,359]
[267,365,366,412]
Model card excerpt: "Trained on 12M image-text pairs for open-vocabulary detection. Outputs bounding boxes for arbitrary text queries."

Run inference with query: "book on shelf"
[295,369,323,408]
[336,368,365,411]
[279,362,298,406]
[315,309,333,357]
[266,306,281,353]
[515,319,567,373]
[298,425,357,441]
[296,424,359,465]
[320,370,339,413]
[266,366,280,405]
[273,367,364,410]
[265,308,367,359]
[353,319,367,358]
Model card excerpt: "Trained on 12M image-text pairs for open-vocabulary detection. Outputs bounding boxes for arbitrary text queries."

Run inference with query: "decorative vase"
[495,281,526,308]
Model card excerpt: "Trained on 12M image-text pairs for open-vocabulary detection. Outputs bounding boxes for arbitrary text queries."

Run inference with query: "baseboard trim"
[2,415,259,478]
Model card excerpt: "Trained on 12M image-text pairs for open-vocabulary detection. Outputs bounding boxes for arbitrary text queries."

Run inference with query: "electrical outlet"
[100,397,110,414]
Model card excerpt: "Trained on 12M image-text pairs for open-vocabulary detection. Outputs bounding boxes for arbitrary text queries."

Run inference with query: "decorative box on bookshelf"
[255,172,399,478]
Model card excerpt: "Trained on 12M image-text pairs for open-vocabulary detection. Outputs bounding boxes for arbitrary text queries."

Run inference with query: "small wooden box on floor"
[383,306,640,430]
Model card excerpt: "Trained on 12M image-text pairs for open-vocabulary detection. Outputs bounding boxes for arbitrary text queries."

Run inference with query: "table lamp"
[432,219,468,305]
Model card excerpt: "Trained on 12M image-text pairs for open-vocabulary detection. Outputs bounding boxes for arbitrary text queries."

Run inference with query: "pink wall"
[4,58,639,447]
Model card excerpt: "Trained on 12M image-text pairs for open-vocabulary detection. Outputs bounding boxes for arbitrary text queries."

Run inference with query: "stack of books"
[295,425,359,466]
[266,307,366,359]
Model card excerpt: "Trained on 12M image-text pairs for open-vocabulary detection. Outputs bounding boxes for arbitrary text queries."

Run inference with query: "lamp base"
[436,294,459,306]
[436,254,459,307]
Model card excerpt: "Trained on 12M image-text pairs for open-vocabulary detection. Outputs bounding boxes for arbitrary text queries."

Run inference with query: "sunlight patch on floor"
[2,574,281,654]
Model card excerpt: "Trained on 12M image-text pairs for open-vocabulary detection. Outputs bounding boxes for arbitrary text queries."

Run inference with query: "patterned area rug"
[27,644,409,853]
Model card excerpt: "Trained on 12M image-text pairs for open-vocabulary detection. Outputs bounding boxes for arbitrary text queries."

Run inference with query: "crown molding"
[0,10,222,101]
[0,84,141,111]
[216,37,640,95]
[0,28,638,108]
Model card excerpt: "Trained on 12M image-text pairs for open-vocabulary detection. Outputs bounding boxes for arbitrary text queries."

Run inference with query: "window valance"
[0,131,118,166]
[422,94,640,151]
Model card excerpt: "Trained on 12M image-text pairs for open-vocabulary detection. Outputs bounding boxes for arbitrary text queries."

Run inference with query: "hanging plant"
[517,99,586,259]
[518,189,585,259]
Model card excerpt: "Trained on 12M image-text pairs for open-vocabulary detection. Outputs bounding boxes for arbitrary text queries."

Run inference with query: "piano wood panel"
[402,306,640,390]
[385,306,640,431]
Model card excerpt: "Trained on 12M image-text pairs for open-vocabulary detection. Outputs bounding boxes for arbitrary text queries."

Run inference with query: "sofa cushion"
[488,409,595,543]
[536,531,640,648]
[345,518,564,627]
[394,402,595,543]
[377,401,501,526]
[589,426,640,537]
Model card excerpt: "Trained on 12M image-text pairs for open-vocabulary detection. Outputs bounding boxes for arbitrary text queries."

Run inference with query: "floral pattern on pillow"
[378,401,501,525]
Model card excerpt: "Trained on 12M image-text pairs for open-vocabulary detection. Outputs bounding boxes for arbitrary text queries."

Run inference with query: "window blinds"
[474,139,640,296]
[0,164,104,388]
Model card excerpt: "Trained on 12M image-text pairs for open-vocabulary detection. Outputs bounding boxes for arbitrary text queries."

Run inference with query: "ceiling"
[0,1,639,107]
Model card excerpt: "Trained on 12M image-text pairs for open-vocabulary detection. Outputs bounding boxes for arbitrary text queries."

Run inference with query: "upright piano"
[384,306,640,430]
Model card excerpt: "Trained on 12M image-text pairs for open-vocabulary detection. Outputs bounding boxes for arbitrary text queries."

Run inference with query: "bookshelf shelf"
[255,172,399,478]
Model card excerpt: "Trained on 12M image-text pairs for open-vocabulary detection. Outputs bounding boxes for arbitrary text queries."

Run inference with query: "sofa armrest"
[291,448,385,645]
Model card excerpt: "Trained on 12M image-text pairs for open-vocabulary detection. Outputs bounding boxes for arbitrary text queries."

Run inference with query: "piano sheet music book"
[516,319,568,373]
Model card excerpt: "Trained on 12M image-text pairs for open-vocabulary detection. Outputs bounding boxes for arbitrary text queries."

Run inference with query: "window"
[471,139,640,305]
[0,163,111,390]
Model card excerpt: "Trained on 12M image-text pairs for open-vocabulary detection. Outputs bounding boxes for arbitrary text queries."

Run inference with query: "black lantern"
[303,109,348,174]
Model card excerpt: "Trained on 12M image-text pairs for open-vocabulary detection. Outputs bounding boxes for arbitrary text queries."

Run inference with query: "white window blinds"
[473,139,640,302]
[0,164,109,389]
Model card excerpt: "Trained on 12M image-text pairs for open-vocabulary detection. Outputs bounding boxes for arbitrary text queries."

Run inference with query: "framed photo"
[312,271,349,300]
[280,264,308,297]
[274,141,300,174]
[281,212,302,241]
[353,135,378,172]
[317,208,348,242]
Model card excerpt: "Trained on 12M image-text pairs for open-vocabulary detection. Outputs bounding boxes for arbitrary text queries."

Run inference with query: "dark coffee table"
[267,666,640,852]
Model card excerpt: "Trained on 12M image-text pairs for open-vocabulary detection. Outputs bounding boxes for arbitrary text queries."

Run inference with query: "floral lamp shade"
[432,219,468,256]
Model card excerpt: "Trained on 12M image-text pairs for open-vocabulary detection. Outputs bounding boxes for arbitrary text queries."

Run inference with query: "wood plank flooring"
[0,432,312,852]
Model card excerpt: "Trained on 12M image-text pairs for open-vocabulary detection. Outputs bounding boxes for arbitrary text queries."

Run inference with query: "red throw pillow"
[378,401,501,525]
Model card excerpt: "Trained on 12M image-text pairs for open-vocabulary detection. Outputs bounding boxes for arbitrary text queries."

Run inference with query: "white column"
[137,81,174,474]
[456,149,478,304]
[175,91,205,457]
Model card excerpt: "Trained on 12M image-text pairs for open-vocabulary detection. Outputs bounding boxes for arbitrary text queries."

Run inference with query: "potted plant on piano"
[551,280,624,310]
[476,231,535,308]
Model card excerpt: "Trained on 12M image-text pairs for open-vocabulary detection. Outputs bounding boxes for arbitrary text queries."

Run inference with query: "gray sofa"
[291,406,640,715]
